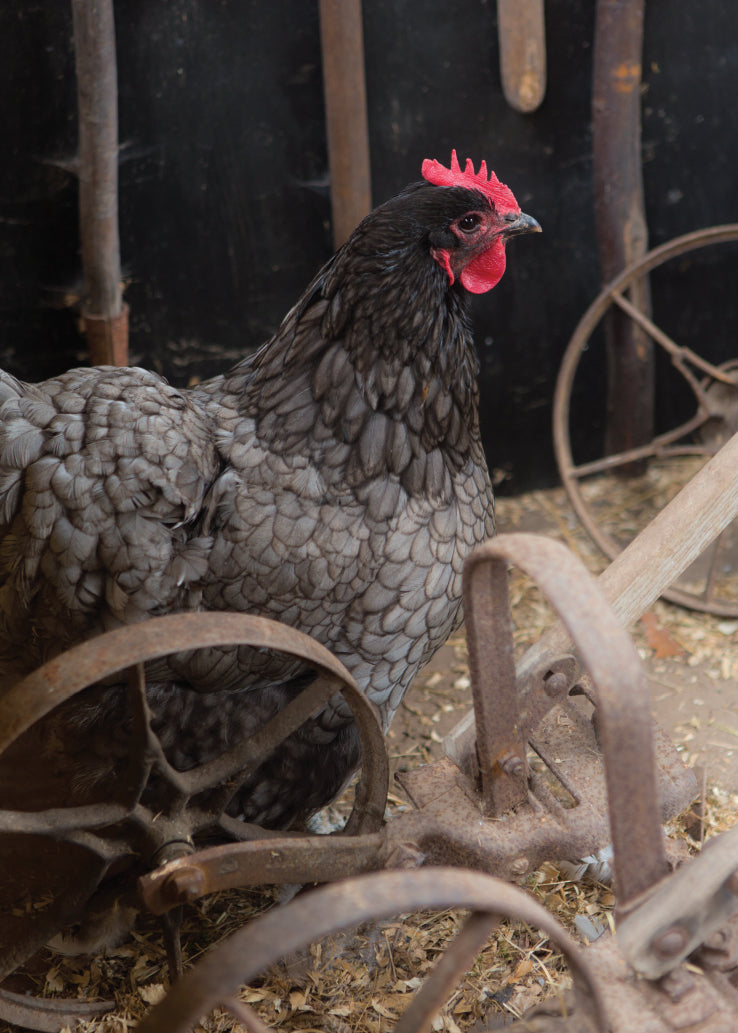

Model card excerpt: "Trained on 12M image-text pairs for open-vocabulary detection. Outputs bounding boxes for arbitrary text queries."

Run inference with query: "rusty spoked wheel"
[554,224,738,616]
[0,612,388,1031]
[135,867,610,1033]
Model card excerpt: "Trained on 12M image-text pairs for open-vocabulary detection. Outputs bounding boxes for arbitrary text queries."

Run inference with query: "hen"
[0,152,539,830]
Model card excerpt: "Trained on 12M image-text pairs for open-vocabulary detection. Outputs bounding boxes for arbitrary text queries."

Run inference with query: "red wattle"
[459,243,507,294]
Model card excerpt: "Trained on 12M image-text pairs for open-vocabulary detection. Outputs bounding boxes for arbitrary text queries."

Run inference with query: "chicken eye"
[458,213,481,233]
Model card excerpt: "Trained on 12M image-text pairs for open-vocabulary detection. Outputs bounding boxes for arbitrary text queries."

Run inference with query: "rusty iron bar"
[139,834,386,914]
[497,0,546,113]
[134,868,609,1033]
[462,534,669,908]
[71,0,128,366]
[462,548,528,815]
[593,0,652,460]
[319,0,372,247]
[141,692,693,909]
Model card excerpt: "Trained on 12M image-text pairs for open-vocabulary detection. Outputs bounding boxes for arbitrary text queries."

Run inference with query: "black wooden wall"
[2,1,737,491]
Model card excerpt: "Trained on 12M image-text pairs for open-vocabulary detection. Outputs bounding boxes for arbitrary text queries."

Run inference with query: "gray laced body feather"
[0,182,496,829]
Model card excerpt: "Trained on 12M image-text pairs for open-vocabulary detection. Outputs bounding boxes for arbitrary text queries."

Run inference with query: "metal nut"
[542,671,569,698]
[702,928,729,953]
[658,967,695,1003]
[510,856,529,877]
[385,842,425,870]
[651,924,690,960]
[163,865,206,906]
[498,750,525,777]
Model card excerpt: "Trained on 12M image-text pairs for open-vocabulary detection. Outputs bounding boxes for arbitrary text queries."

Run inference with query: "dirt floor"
[4,482,738,1033]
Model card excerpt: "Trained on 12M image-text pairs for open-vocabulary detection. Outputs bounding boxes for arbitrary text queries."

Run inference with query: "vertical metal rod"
[71,0,128,366]
[592,0,652,459]
[319,0,372,247]
[463,554,528,816]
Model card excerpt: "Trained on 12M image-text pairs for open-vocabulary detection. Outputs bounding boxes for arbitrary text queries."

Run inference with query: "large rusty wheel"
[0,612,389,1031]
[554,224,738,615]
[135,867,609,1033]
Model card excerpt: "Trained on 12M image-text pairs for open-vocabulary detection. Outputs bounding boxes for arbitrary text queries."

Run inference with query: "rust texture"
[497,0,546,113]
[71,0,127,366]
[318,0,372,247]
[592,0,652,459]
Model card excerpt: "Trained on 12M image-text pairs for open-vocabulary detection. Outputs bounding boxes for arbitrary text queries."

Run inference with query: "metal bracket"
[618,824,738,979]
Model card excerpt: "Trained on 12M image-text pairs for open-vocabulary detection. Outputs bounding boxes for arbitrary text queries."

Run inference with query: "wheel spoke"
[190,672,350,811]
[568,433,712,480]
[610,288,738,385]
[394,911,499,1033]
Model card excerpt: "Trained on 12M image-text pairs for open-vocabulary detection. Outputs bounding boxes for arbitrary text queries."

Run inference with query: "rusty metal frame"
[553,224,738,615]
[131,523,738,1032]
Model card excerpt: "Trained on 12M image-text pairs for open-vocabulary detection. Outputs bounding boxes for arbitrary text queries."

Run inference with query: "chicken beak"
[503,212,542,238]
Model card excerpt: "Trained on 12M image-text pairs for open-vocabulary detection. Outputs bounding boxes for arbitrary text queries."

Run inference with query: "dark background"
[1,1,737,492]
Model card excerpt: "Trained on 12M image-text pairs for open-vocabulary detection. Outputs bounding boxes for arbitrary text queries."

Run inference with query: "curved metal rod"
[464,533,668,908]
[1,611,364,750]
[135,868,609,1033]
[0,986,113,1033]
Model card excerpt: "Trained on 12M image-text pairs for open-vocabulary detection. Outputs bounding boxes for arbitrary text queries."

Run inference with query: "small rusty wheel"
[554,224,738,616]
[0,612,389,1030]
[135,867,610,1033]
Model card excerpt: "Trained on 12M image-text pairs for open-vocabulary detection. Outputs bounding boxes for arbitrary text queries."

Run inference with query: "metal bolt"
[510,856,529,877]
[651,925,690,960]
[385,842,425,870]
[702,929,729,954]
[498,750,525,777]
[163,865,206,906]
[658,968,695,1003]
[542,671,569,698]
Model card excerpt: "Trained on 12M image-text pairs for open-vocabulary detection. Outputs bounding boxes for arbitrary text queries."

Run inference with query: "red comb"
[421,150,519,211]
